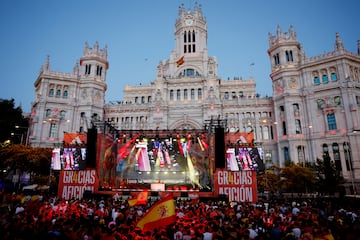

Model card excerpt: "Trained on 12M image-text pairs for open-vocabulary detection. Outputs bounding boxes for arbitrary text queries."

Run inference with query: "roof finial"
[276,25,282,38]
[44,55,50,71]
[335,32,344,51]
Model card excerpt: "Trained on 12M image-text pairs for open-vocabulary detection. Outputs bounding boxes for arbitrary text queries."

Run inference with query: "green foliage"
[0,98,28,144]
[314,154,344,195]
[257,166,281,193]
[0,144,52,176]
[276,164,317,193]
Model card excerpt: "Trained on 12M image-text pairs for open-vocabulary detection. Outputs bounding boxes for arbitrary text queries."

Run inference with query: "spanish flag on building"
[136,194,176,232]
[176,56,185,67]
[128,190,149,207]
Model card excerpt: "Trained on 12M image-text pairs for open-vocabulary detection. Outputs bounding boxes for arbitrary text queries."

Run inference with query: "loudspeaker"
[86,127,97,168]
[215,127,226,168]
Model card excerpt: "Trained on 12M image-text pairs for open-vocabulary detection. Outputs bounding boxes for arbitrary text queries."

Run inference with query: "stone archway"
[170,119,202,131]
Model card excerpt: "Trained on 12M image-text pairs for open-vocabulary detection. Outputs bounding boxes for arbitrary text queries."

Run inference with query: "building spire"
[44,55,50,72]
[276,25,282,38]
[335,32,344,51]
[73,61,79,75]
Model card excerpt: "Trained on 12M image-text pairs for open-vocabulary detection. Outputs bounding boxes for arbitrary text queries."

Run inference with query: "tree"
[0,144,52,180]
[0,99,28,145]
[276,162,317,193]
[257,166,281,193]
[314,154,344,195]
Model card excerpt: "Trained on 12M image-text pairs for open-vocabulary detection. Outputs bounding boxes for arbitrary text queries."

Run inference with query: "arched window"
[322,74,329,83]
[322,143,329,156]
[313,76,320,85]
[85,64,91,75]
[46,109,51,117]
[263,126,269,140]
[49,123,57,138]
[191,89,195,100]
[49,89,54,97]
[170,90,174,100]
[60,110,66,119]
[331,72,337,81]
[274,53,280,65]
[284,147,289,161]
[177,89,181,100]
[56,89,61,97]
[282,121,287,136]
[184,89,188,100]
[96,66,102,76]
[332,143,342,173]
[232,92,236,99]
[185,69,194,76]
[197,88,202,100]
[297,145,304,163]
[63,90,68,98]
[286,50,293,62]
[327,113,337,130]
[295,119,302,134]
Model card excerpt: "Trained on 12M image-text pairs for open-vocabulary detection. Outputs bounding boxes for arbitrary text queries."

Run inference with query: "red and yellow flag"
[128,190,149,207]
[176,56,184,67]
[136,194,176,232]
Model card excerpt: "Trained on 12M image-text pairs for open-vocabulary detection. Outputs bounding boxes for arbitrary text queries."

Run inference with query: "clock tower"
[156,2,217,80]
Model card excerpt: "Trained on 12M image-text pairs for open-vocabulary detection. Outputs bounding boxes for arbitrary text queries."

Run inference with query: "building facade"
[268,26,360,194]
[29,3,360,194]
[30,42,108,147]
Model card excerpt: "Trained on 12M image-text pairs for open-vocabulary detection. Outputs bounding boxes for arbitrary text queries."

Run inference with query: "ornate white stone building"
[29,3,360,194]
[30,42,109,147]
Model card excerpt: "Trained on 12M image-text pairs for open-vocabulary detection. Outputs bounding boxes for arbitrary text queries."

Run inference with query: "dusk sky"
[1,0,359,113]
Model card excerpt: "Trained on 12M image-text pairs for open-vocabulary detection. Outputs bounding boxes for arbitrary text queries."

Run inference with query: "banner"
[58,169,98,200]
[225,132,254,145]
[214,170,257,203]
[63,132,87,145]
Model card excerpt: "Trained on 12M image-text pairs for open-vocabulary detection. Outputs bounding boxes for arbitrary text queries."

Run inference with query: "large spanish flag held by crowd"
[136,194,176,232]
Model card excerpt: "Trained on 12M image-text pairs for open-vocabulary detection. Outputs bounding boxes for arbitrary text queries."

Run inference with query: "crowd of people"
[0,190,359,240]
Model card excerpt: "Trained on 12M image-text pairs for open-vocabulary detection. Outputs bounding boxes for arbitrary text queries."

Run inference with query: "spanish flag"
[176,56,185,67]
[136,194,176,232]
[128,190,149,207]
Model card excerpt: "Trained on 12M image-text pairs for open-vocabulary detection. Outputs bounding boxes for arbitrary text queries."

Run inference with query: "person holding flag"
[128,190,149,207]
[136,194,176,233]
